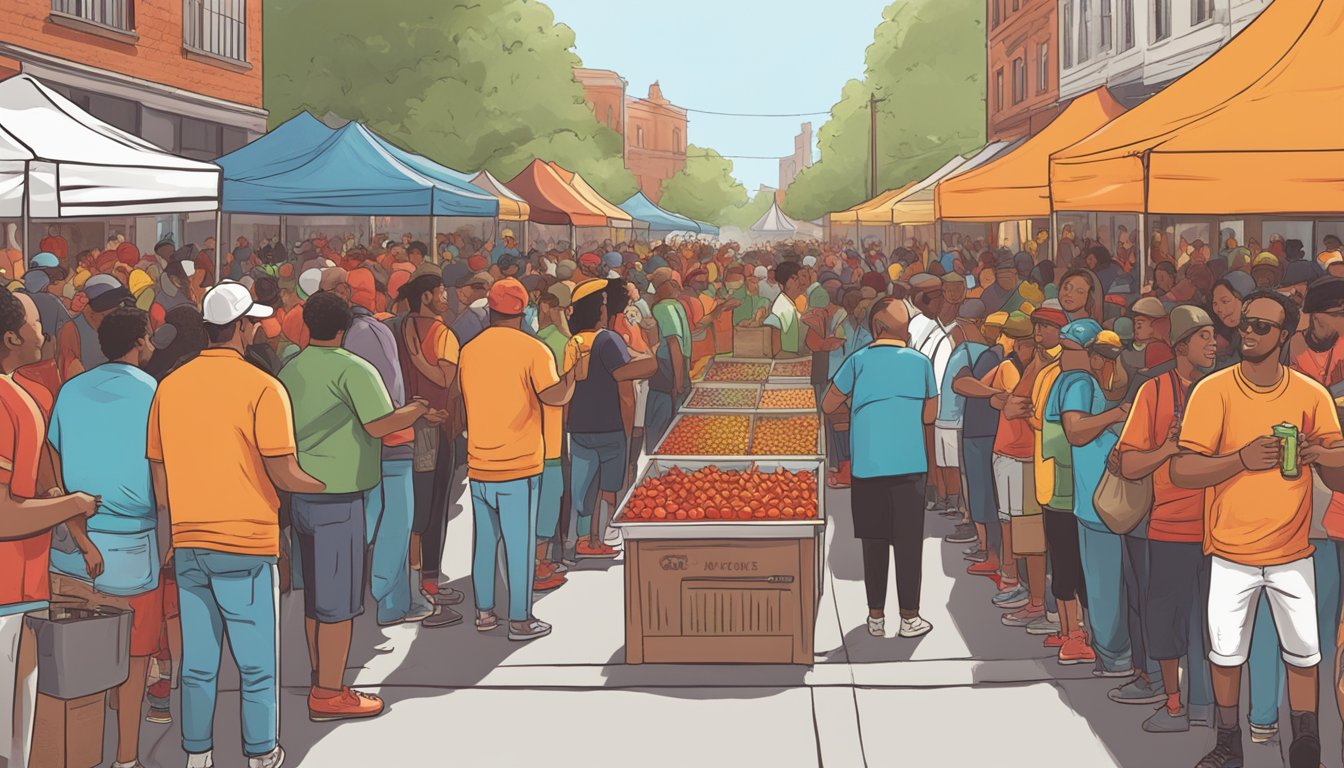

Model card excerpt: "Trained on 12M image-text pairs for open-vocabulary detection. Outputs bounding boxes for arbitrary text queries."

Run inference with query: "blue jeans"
[1247,592,1287,728]
[175,548,278,757]
[571,431,628,538]
[644,390,675,453]
[470,475,540,622]
[538,459,563,540]
[366,459,432,623]
[1078,521,1133,673]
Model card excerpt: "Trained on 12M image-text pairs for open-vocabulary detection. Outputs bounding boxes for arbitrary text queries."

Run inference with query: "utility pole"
[869,93,886,199]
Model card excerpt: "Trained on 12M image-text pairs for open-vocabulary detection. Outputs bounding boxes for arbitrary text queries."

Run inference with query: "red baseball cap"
[579,252,602,268]
[487,277,528,316]
[467,253,487,271]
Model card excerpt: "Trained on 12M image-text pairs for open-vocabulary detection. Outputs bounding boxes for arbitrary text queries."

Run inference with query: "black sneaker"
[943,523,977,544]
[1195,726,1243,768]
[1288,712,1319,768]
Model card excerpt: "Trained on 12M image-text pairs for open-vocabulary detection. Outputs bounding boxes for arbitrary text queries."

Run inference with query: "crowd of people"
[4,219,1344,768]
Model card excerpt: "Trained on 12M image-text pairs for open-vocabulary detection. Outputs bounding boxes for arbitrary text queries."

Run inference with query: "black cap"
[1304,276,1344,314]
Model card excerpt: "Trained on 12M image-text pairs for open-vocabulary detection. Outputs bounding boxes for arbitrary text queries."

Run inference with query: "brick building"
[778,122,813,191]
[987,0,1061,141]
[1,0,265,250]
[574,69,687,202]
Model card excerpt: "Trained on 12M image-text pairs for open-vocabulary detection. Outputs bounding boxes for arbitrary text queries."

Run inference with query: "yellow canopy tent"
[469,170,530,222]
[936,88,1126,221]
[1050,0,1328,214]
[827,185,913,226]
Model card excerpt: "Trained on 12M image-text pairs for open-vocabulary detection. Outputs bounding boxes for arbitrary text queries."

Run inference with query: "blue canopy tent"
[216,112,333,182]
[694,220,720,236]
[618,192,700,234]
[219,120,499,217]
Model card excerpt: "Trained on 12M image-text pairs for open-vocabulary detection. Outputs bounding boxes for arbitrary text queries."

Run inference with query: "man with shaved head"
[823,296,939,641]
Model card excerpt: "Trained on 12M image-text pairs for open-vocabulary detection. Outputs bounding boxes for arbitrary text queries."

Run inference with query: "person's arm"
[150,460,171,562]
[923,396,939,425]
[952,369,1001,399]
[1170,438,1279,489]
[1061,405,1129,447]
[822,383,848,415]
[769,326,781,358]
[618,379,636,438]
[540,352,584,407]
[0,485,98,539]
[364,398,431,439]
[667,336,687,394]
[403,319,447,385]
[261,455,326,494]
[613,356,657,382]
[1119,434,1181,480]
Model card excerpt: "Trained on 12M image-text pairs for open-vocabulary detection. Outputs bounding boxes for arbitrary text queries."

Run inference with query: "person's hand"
[407,396,430,417]
[1106,450,1121,475]
[569,349,591,382]
[822,338,844,351]
[423,408,450,425]
[162,546,175,569]
[722,298,742,311]
[82,542,104,579]
[1004,395,1031,420]
[990,392,1009,410]
[1238,435,1282,472]
[68,491,100,519]
[1301,438,1344,469]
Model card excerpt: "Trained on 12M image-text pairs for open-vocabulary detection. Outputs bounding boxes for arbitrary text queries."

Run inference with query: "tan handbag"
[1093,449,1153,535]
[1011,515,1046,555]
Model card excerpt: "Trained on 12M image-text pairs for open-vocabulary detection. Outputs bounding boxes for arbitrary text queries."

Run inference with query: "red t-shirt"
[1118,372,1204,542]
[0,374,52,605]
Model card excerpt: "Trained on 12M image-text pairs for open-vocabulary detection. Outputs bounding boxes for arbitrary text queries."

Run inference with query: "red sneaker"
[828,462,852,489]
[966,559,1000,576]
[533,570,567,592]
[1057,633,1096,665]
[1043,633,1068,648]
[536,560,557,580]
[308,687,384,722]
[575,540,619,559]
[421,578,439,597]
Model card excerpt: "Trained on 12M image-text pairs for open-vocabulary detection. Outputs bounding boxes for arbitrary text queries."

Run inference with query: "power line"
[687,152,786,160]
[683,107,831,118]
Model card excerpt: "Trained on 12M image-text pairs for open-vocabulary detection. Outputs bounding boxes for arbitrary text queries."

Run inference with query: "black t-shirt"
[961,345,1006,439]
[568,329,631,434]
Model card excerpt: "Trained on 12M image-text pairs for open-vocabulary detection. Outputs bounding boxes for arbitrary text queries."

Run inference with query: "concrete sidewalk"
[115,481,1313,768]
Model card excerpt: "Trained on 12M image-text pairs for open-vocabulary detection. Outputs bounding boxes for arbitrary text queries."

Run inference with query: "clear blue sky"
[545,0,892,192]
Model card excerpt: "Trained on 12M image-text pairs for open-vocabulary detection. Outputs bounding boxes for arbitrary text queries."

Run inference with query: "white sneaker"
[602,528,623,547]
[247,746,284,768]
[898,616,933,638]
[185,752,214,768]
[866,616,885,637]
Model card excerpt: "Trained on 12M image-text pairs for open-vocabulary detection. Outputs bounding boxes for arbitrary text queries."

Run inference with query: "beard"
[1304,327,1339,353]
[1240,342,1280,364]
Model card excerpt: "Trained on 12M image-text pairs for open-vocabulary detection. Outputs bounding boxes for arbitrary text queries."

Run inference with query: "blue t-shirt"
[936,342,987,428]
[1048,369,1117,529]
[48,363,161,596]
[569,329,631,434]
[832,341,937,479]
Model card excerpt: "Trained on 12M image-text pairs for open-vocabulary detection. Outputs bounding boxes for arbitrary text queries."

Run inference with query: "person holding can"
[1172,290,1344,768]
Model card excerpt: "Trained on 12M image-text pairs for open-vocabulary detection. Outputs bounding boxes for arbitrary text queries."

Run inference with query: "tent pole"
[20,160,30,266]
[1049,210,1059,269]
[430,216,438,263]
[215,212,223,281]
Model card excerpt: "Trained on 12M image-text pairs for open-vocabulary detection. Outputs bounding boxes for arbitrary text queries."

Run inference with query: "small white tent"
[0,74,220,223]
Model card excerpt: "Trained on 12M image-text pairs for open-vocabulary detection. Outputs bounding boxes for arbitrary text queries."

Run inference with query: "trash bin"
[26,604,131,699]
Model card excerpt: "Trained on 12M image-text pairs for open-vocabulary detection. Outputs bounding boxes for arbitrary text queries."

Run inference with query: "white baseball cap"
[202,281,274,325]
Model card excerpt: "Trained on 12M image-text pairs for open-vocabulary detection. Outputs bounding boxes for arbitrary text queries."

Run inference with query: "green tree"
[264,0,637,202]
[720,188,777,231]
[782,0,985,222]
[658,145,748,225]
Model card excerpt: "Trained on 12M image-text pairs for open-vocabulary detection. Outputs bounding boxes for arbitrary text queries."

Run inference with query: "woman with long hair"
[1057,267,1104,323]
[1208,271,1255,370]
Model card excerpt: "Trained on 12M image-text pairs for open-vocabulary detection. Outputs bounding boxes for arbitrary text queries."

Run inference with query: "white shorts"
[1207,555,1320,668]
[934,427,961,468]
[0,611,37,768]
[993,454,1027,521]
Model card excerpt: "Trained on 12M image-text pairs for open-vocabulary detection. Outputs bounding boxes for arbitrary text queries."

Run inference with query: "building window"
[50,0,134,32]
[180,116,222,160]
[992,0,1001,28]
[1154,0,1172,40]
[1078,0,1090,63]
[606,106,614,128]
[1037,42,1050,92]
[673,128,682,151]
[1011,57,1026,104]
[636,125,644,148]
[1120,0,1136,49]
[1062,1,1074,68]
[1012,0,1019,9]
[995,68,1004,113]
[1192,0,1213,24]
[184,0,247,63]
[1100,0,1113,50]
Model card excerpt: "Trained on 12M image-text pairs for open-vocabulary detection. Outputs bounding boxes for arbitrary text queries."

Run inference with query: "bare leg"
[115,656,150,763]
[1285,664,1318,713]
[1211,664,1242,709]
[1025,554,1046,607]
[304,617,318,676]
[316,620,353,692]
[1159,658,1182,699]
[1000,525,1019,581]
[974,522,986,553]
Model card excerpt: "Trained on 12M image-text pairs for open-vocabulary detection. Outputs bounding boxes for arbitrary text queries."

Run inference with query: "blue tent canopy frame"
[618,192,702,233]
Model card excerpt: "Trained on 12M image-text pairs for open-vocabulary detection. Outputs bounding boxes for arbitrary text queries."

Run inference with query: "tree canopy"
[782,0,985,222]
[657,145,749,226]
[264,0,638,202]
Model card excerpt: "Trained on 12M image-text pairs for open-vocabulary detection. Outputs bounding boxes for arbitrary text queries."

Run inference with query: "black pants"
[1043,506,1088,608]
[412,437,456,580]
[1146,539,1210,661]
[853,474,926,613]
[1122,533,1156,672]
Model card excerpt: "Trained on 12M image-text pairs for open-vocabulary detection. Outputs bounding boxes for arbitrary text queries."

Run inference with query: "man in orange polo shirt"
[148,282,324,768]
[0,289,98,768]
[459,278,584,641]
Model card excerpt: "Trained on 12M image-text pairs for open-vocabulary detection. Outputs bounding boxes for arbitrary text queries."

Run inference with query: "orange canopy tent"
[547,162,639,228]
[827,183,917,227]
[937,88,1125,221]
[1051,0,1336,215]
[505,159,607,227]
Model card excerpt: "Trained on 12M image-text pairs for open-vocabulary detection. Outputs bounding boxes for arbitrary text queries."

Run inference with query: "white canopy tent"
[0,74,220,255]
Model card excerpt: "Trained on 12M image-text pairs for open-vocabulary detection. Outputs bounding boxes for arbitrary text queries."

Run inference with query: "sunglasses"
[1239,318,1283,336]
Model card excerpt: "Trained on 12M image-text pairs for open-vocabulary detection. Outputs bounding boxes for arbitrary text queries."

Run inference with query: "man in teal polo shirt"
[823,296,938,641]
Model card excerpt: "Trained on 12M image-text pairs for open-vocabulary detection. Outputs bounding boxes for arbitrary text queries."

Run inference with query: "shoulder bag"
[1094,373,1184,534]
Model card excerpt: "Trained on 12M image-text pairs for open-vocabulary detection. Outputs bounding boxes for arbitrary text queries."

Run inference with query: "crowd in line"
[3,221,1344,768]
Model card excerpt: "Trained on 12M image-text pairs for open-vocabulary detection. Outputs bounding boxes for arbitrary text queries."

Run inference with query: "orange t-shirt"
[989,358,1032,459]
[282,303,310,349]
[0,374,51,605]
[1179,366,1342,566]
[1119,372,1204,543]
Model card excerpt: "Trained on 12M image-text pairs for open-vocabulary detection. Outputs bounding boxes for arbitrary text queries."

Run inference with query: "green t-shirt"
[1040,377,1075,511]
[763,294,801,354]
[728,287,766,327]
[537,324,568,368]
[653,299,692,362]
[278,346,394,493]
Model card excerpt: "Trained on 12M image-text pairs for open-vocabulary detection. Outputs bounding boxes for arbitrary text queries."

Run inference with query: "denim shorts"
[571,431,629,494]
[291,492,366,623]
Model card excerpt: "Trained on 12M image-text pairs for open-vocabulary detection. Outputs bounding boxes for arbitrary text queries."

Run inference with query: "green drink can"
[1273,423,1300,478]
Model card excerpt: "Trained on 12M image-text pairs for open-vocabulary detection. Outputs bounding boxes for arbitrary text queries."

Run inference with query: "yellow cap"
[887,263,903,281]
[501,228,516,239]
[1020,283,1045,305]
[984,311,1009,328]
[1093,329,1123,348]
[569,278,609,305]
[1253,252,1279,268]
[128,268,153,297]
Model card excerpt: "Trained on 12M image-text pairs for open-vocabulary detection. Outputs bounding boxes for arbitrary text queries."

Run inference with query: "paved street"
[110,470,1329,768]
